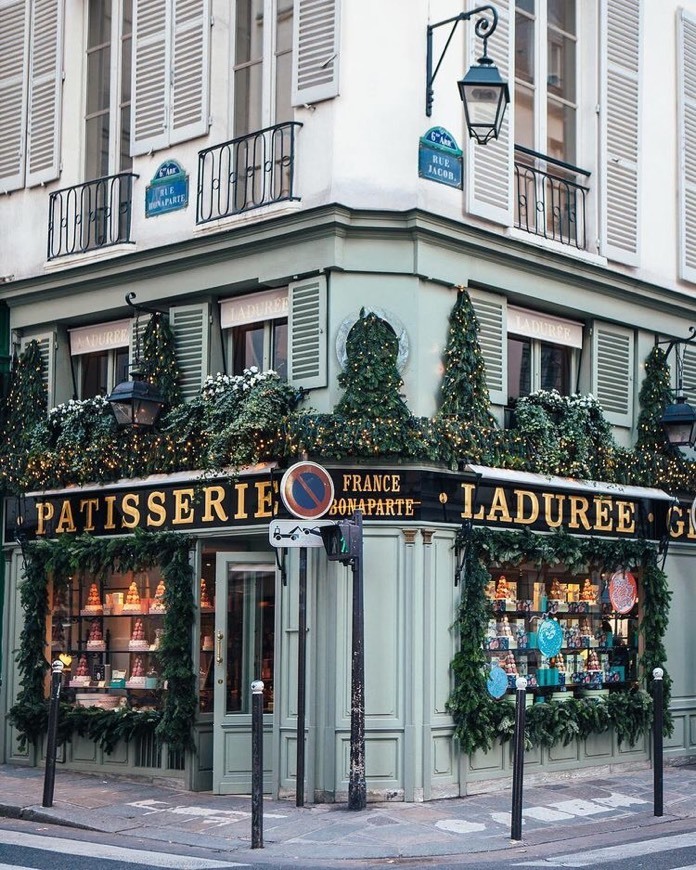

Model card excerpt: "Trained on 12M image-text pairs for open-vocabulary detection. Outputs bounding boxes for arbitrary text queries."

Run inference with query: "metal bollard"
[251,679,264,849]
[653,667,664,817]
[42,660,64,808]
[510,676,527,841]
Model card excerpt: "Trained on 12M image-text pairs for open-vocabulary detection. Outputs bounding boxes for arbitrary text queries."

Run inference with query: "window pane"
[81,352,109,398]
[85,115,111,180]
[547,98,575,163]
[225,568,275,714]
[275,49,292,124]
[515,85,534,150]
[114,347,130,387]
[272,319,288,379]
[232,324,264,374]
[87,47,112,115]
[508,337,531,403]
[88,0,112,47]
[547,30,576,102]
[548,0,575,35]
[540,343,571,394]
[516,0,534,13]
[234,65,263,137]
[515,10,535,85]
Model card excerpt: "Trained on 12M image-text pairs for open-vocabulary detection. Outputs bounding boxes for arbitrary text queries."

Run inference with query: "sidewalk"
[0,761,695,862]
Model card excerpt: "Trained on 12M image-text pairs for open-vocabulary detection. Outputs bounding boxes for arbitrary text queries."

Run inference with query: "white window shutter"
[170,0,211,145]
[592,322,634,428]
[132,0,170,156]
[0,0,29,192]
[170,303,209,401]
[20,333,55,409]
[288,275,327,388]
[465,0,513,226]
[291,0,339,106]
[601,0,641,266]
[679,10,696,283]
[25,0,62,187]
[468,288,507,406]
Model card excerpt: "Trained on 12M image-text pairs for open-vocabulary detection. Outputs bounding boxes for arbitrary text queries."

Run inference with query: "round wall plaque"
[609,570,637,614]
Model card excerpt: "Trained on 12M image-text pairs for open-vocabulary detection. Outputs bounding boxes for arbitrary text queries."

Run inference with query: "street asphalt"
[0,760,695,862]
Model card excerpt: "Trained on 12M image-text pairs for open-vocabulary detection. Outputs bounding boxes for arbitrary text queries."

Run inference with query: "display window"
[483,563,639,697]
[50,568,170,711]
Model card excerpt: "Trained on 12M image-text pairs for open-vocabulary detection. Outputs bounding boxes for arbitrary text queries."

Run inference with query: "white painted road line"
[0,829,248,868]
[514,831,696,866]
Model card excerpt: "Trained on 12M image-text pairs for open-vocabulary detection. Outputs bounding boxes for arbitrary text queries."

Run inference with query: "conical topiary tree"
[437,287,495,426]
[139,313,183,408]
[433,287,498,467]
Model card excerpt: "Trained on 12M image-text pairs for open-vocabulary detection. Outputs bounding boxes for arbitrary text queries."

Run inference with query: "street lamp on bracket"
[426,4,510,144]
[657,327,696,448]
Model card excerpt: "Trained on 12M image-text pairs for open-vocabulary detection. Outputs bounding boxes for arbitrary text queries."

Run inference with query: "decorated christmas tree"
[138,312,182,409]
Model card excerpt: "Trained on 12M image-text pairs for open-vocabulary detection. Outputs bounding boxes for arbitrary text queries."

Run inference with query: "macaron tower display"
[82,582,103,614]
[129,617,149,650]
[86,619,105,651]
[149,579,167,613]
[123,580,142,613]
[200,578,214,611]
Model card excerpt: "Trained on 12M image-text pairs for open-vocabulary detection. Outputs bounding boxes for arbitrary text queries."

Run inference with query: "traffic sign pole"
[348,510,366,811]
[297,547,307,807]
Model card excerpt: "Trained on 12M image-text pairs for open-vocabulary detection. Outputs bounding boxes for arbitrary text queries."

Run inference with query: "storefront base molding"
[462,729,650,797]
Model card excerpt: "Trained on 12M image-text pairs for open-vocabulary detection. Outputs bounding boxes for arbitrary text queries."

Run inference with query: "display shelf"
[485,568,638,695]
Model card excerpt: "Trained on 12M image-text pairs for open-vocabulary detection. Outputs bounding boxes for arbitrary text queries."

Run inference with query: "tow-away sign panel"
[269,519,334,548]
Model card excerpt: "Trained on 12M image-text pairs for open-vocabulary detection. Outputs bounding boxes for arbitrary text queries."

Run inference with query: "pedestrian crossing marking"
[514,831,696,866]
[0,830,248,868]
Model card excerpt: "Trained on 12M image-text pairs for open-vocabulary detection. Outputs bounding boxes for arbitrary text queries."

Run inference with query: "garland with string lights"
[9,530,197,755]
[139,312,183,409]
[0,341,47,493]
[448,527,670,753]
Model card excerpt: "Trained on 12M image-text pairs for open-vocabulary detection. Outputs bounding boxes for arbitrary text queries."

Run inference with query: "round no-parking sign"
[280,461,335,520]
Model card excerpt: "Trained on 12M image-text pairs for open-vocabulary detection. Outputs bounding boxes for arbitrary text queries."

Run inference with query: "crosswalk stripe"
[514,831,696,866]
[0,863,33,870]
[0,830,248,868]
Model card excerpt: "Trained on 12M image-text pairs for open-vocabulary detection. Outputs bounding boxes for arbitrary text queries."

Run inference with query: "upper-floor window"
[69,320,131,399]
[515,0,577,163]
[233,0,293,138]
[506,305,581,404]
[221,289,288,379]
[85,0,132,180]
[0,0,63,192]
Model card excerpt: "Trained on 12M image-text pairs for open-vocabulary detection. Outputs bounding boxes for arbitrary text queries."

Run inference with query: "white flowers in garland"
[46,395,112,432]
[201,367,278,402]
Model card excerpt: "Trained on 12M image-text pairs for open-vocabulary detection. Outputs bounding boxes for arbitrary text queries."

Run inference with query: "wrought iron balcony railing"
[196,122,302,224]
[47,172,138,260]
[514,146,590,250]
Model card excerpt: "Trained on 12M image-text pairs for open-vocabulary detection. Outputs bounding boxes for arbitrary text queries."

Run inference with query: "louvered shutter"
[592,322,634,428]
[683,344,696,397]
[0,0,29,192]
[170,0,210,144]
[465,0,513,225]
[291,0,339,105]
[287,275,327,388]
[601,0,641,265]
[20,332,55,409]
[170,303,209,401]
[132,0,169,155]
[679,10,696,283]
[26,0,62,187]
[468,288,507,406]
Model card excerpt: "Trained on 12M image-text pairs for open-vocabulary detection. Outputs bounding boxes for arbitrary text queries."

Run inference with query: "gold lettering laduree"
[460,482,641,536]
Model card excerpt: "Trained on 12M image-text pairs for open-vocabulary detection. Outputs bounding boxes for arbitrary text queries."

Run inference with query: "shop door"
[213,553,276,794]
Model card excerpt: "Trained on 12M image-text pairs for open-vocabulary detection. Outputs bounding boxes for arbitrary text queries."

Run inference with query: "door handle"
[216,631,224,664]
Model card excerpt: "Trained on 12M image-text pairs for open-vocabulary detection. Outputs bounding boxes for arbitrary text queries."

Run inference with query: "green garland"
[9,530,197,755]
[447,527,671,754]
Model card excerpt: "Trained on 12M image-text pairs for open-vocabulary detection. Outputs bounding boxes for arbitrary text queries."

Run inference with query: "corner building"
[1,0,696,801]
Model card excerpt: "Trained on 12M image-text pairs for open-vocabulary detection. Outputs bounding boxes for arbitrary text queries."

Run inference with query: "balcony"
[514,146,590,251]
[196,122,302,225]
[47,173,138,260]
